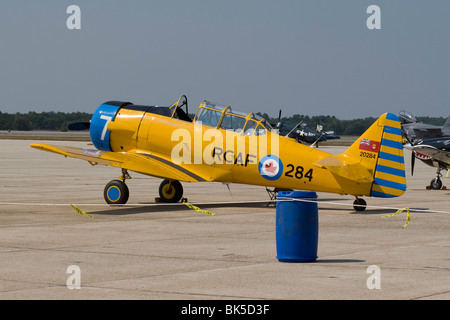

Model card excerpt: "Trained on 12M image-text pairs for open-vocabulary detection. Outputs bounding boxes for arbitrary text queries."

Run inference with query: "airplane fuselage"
[104,106,370,197]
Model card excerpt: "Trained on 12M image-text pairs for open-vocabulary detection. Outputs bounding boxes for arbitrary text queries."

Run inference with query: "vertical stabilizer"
[342,113,406,198]
[371,113,406,197]
[443,115,450,136]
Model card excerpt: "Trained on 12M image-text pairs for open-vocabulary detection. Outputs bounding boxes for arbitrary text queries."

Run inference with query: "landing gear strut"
[353,197,367,212]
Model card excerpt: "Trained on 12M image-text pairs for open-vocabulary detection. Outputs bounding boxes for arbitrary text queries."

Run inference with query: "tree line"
[0,110,447,136]
[0,111,92,132]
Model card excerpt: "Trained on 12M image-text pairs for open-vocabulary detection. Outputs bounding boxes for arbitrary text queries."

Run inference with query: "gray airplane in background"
[399,110,450,189]
[399,110,450,142]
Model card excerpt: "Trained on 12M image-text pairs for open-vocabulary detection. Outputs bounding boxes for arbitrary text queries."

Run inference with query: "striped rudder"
[370,113,406,198]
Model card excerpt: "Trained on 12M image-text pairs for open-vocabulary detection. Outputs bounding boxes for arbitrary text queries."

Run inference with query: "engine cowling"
[90,101,131,151]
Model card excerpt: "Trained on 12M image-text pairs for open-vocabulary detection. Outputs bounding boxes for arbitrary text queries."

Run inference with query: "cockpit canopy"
[194,100,273,136]
[399,110,417,124]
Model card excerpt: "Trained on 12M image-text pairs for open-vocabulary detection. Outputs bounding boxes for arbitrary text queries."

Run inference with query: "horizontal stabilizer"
[313,157,373,183]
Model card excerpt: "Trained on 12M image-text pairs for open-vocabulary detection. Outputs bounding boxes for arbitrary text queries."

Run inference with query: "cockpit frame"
[193,100,272,136]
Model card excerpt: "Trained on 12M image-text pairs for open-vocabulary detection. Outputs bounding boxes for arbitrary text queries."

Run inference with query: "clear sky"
[0,0,448,119]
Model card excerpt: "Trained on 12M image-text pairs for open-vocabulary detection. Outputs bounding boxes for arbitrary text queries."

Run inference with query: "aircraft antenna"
[222,182,233,198]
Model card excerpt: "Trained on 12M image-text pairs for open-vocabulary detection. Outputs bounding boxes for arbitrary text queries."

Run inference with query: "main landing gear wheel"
[159,179,183,203]
[353,198,367,212]
[104,180,129,205]
[430,177,443,190]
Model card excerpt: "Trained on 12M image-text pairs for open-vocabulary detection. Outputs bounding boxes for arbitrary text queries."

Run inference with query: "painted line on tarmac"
[0,199,449,214]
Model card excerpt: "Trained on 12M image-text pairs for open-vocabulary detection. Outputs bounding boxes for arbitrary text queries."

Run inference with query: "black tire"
[430,178,442,190]
[353,198,367,212]
[159,180,183,203]
[104,180,129,205]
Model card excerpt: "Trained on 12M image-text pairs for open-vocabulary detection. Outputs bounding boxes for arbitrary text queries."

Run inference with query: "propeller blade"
[68,122,90,131]
[278,109,282,123]
[411,150,415,176]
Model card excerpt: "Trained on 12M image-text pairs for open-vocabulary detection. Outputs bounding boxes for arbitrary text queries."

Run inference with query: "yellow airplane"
[31,95,406,211]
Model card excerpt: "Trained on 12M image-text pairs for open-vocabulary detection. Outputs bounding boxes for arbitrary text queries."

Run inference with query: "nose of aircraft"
[89,101,132,151]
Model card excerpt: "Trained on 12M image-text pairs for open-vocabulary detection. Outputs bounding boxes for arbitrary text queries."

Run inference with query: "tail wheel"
[159,180,183,203]
[104,180,129,205]
[353,198,367,212]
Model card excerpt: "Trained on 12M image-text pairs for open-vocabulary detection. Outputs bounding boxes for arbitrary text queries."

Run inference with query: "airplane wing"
[30,143,208,183]
[412,145,450,165]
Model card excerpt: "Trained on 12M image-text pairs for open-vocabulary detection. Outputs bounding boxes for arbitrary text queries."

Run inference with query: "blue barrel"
[276,190,318,262]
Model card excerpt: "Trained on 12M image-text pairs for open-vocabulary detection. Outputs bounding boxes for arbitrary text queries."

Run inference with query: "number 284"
[285,164,313,182]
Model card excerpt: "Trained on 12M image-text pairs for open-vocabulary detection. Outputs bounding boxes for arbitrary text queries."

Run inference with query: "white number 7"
[100,115,113,141]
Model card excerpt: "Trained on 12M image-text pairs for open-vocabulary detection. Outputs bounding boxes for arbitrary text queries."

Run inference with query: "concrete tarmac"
[0,139,449,300]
